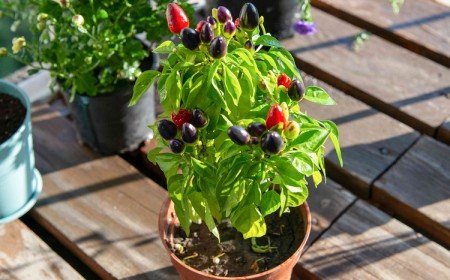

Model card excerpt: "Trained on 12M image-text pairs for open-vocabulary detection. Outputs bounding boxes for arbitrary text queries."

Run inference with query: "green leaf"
[280,183,308,214]
[155,153,180,178]
[260,190,281,216]
[164,70,182,110]
[312,170,323,187]
[304,86,336,105]
[223,64,242,107]
[153,41,175,54]
[231,204,266,239]
[255,34,283,48]
[271,157,304,186]
[322,120,343,166]
[130,70,160,106]
[291,128,330,151]
[269,49,301,80]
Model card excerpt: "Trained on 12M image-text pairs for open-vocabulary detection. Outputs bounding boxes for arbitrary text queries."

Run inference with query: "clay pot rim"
[158,195,312,279]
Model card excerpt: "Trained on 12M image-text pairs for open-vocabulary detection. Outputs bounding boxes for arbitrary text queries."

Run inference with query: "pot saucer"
[0,169,43,224]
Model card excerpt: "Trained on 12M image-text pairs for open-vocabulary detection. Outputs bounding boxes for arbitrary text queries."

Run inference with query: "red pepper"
[235,17,240,28]
[277,74,291,89]
[266,104,287,130]
[166,3,190,34]
[196,20,207,33]
[172,109,191,129]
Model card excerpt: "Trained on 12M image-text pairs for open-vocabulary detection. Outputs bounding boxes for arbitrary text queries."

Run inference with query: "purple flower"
[293,20,317,35]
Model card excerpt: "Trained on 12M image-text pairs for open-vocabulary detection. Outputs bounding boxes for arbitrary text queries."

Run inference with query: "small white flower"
[12,37,26,54]
[72,15,84,27]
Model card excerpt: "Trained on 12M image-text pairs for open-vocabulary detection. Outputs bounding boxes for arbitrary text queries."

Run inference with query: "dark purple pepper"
[157,119,177,140]
[209,36,227,59]
[200,22,214,43]
[169,139,185,154]
[239,3,259,31]
[181,123,198,143]
[261,131,284,155]
[207,16,217,28]
[217,6,232,23]
[244,40,253,51]
[247,122,266,137]
[191,108,208,128]
[223,20,236,38]
[288,79,305,101]
[181,28,200,50]
[227,126,250,145]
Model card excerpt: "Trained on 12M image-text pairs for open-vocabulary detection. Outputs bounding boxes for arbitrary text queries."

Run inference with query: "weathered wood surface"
[373,136,450,248]
[301,74,419,198]
[31,103,177,279]
[284,8,450,142]
[437,118,450,144]
[305,179,356,246]
[296,200,450,279]
[311,0,450,68]
[0,221,82,280]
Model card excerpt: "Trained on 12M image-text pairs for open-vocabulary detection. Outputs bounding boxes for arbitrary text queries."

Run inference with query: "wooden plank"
[283,8,450,142]
[437,118,450,144]
[31,104,177,279]
[305,179,356,246]
[373,136,450,248]
[301,74,420,198]
[297,200,450,279]
[0,221,83,280]
[311,0,450,68]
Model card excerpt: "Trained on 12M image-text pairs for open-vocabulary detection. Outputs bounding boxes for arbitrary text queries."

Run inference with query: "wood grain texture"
[283,8,450,139]
[311,0,450,67]
[0,221,82,280]
[298,200,450,279]
[306,179,356,246]
[301,74,419,198]
[373,136,450,248]
[31,104,177,279]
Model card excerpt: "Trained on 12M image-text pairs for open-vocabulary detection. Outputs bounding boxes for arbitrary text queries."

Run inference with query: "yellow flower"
[12,37,26,54]
[0,47,7,57]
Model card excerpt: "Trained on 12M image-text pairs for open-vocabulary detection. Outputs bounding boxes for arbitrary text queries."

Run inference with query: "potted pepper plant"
[131,2,342,279]
[0,0,193,154]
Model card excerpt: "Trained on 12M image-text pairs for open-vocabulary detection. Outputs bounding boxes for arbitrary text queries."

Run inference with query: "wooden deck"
[1,1,450,279]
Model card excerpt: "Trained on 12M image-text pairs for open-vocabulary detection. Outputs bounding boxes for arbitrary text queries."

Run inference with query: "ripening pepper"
[172,109,191,129]
[239,3,259,31]
[166,3,189,34]
[266,104,287,130]
[277,74,291,89]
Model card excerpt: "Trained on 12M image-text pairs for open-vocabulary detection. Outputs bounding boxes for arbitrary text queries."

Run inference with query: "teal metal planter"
[0,80,42,224]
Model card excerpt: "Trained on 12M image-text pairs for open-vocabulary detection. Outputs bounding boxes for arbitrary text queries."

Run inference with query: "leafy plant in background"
[131,3,342,244]
[0,0,193,98]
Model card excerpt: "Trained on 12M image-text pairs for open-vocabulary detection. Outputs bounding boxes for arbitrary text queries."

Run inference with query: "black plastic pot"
[205,0,299,39]
[67,54,158,155]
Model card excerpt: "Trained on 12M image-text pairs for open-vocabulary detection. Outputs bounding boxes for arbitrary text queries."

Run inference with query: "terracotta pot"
[158,196,311,280]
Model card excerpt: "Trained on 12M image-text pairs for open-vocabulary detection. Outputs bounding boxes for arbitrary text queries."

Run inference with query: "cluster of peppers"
[157,108,208,154]
[166,3,259,58]
[163,3,306,156]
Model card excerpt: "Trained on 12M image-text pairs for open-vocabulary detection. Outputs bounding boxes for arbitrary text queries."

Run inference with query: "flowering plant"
[0,0,193,98]
[132,3,342,242]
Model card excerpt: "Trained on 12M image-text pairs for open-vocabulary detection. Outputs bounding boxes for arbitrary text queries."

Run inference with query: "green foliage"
[0,0,193,97]
[133,5,342,240]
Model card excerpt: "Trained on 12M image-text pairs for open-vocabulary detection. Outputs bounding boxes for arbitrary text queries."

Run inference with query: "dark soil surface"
[170,209,304,277]
[0,93,26,144]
